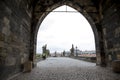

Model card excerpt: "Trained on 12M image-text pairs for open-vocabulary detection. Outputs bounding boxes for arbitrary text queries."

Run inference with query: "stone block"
[0,52,7,58]
[117,54,120,60]
[23,61,32,72]
[112,60,120,73]
[0,47,7,57]
[0,47,2,53]
[2,17,10,36]
[5,56,16,66]
[0,33,5,41]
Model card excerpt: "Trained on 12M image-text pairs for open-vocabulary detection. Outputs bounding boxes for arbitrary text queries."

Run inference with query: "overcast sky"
[36,5,95,53]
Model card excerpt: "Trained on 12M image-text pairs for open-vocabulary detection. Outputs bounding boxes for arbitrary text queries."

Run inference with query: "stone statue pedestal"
[23,61,32,72]
[112,60,120,73]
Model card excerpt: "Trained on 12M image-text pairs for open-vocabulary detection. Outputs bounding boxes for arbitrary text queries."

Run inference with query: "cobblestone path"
[10,57,120,80]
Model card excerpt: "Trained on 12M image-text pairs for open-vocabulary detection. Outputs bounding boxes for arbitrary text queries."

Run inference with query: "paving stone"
[10,57,120,80]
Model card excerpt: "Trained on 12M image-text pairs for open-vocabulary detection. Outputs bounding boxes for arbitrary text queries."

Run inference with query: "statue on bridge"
[63,50,65,57]
[70,44,74,57]
[42,44,50,59]
[42,44,47,53]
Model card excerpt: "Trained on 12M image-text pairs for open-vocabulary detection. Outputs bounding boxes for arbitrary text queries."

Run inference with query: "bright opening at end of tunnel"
[36,5,96,54]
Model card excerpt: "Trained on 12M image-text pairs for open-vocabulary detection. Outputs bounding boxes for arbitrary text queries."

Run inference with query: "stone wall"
[0,0,32,80]
[102,4,120,66]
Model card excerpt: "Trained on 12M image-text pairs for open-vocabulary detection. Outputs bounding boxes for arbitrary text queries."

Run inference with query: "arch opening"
[31,1,103,66]
[35,5,97,63]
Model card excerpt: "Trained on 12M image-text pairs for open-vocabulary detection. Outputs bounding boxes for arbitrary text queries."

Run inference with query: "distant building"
[79,50,96,57]
[64,49,82,57]
[61,49,96,57]
[64,51,71,57]
[81,50,96,54]
[50,52,62,57]
[74,49,82,56]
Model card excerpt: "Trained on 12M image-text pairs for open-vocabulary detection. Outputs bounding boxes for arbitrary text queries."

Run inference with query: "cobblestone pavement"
[10,57,120,80]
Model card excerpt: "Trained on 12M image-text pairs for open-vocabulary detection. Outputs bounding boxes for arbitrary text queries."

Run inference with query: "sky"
[36,5,95,54]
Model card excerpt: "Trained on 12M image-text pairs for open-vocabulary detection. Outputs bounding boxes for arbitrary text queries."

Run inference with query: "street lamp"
[76,46,77,57]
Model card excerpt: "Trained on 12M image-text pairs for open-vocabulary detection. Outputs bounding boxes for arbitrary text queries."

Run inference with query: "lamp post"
[76,46,78,57]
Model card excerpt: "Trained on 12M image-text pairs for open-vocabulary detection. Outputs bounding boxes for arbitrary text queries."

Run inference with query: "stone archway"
[1,0,120,80]
[30,0,106,66]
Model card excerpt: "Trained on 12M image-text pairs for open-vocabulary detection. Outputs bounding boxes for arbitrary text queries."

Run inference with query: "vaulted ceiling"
[27,0,115,28]
[31,0,101,25]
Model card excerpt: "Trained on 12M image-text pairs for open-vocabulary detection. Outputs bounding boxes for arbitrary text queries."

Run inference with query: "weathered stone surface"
[0,33,5,41]
[0,0,32,80]
[5,56,16,66]
[117,54,120,60]
[2,17,10,36]
[112,60,120,73]
[102,4,120,66]
[23,61,32,72]
[115,27,120,38]
[0,46,7,58]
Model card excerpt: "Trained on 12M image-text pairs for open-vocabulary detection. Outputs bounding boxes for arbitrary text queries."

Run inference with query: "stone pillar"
[96,23,107,67]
